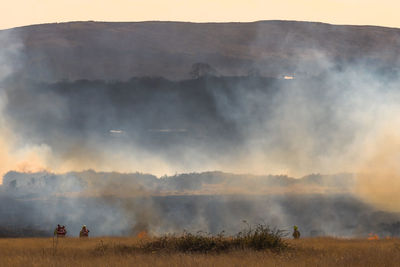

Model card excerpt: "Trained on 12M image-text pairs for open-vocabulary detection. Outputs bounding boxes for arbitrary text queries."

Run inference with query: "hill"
[1,20,400,81]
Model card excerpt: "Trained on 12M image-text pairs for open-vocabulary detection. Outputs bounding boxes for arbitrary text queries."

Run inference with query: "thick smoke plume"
[0,31,51,177]
[1,170,399,237]
[1,21,400,236]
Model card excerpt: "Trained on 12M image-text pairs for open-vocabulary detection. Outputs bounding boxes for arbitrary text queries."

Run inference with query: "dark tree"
[189,63,218,78]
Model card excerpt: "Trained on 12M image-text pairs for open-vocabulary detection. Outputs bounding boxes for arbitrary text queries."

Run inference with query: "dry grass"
[0,236,399,266]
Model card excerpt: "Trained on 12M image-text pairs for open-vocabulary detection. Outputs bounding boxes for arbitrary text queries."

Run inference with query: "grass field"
[0,236,399,266]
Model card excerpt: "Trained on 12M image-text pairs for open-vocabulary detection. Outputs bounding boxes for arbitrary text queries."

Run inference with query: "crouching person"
[80,225,90,237]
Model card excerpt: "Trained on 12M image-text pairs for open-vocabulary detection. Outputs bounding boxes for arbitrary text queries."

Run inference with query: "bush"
[234,224,287,251]
[139,224,287,253]
[94,224,287,255]
[140,231,231,253]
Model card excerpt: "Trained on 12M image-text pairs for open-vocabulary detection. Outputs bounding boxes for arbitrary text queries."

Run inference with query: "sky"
[1,0,399,30]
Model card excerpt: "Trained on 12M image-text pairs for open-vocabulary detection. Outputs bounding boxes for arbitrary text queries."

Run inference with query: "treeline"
[1,170,354,196]
[4,75,285,156]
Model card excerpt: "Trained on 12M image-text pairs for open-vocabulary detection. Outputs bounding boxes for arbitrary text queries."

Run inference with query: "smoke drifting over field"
[1,170,400,237]
[0,21,400,236]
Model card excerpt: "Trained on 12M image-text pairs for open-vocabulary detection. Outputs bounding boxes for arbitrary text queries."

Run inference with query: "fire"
[16,162,49,173]
[367,233,379,240]
[137,230,149,239]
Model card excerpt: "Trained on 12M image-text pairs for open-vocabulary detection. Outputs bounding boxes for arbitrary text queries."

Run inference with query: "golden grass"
[0,237,399,267]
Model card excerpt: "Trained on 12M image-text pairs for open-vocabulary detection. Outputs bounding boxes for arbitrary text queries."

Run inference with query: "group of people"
[54,224,298,239]
[54,224,90,237]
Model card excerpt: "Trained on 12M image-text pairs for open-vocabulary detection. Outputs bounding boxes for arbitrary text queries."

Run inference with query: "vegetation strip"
[95,224,287,254]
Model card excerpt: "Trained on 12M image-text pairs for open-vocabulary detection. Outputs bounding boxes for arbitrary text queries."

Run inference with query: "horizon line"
[2,19,400,32]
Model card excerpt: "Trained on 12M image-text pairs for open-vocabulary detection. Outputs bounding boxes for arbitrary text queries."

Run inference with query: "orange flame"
[137,230,149,239]
[367,233,379,240]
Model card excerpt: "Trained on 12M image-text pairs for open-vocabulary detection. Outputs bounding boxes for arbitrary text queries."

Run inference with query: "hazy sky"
[1,0,399,30]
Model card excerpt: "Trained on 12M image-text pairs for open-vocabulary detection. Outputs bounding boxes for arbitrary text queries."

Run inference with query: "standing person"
[293,225,300,239]
[53,224,61,236]
[54,224,67,237]
[80,225,90,237]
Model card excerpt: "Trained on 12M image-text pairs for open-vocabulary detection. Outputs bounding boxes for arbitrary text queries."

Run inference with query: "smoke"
[0,31,51,179]
[2,23,400,181]
[1,21,400,236]
[355,133,400,212]
[206,62,400,181]
[1,170,399,237]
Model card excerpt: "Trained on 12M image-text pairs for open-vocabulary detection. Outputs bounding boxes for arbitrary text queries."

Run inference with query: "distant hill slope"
[2,20,400,81]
